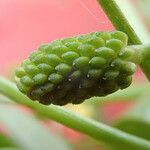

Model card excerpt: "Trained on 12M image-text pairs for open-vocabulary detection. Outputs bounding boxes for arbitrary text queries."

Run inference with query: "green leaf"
[114,94,150,141]
[0,95,13,104]
[0,134,16,148]
[0,104,71,150]
[0,148,19,150]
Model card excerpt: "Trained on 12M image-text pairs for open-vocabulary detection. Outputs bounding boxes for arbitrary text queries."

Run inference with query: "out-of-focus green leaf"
[0,148,19,150]
[0,134,16,148]
[0,104,71,150]
[0,147,20,150]
[114,94,150,141]
[0,95,13,104]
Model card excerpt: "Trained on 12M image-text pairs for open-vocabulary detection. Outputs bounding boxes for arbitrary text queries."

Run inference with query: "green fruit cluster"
[15,31,136,105]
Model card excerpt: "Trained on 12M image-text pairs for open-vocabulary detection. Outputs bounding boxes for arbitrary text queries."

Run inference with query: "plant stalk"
[0,76,150,150]
[97,0,141,45]
[97,0,150,81]
[126,44,150,80]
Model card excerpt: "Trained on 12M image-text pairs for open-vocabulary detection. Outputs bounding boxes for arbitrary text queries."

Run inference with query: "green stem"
[139,44,150,80]
[97,0,150,81]
[0,77,150,149]
[124,44,150,80]
[97,0,141,44]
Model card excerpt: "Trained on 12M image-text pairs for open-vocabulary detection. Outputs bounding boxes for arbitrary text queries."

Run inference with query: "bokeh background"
[0,0,112,76]
[0,0,150,150]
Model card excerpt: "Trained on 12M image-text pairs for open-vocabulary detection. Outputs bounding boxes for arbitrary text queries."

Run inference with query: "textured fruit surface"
[15,31,136,105]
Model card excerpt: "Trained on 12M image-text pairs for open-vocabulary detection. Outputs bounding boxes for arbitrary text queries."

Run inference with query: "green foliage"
[0,134,16,148]
[0,104,70,150]
[114,94,150,141]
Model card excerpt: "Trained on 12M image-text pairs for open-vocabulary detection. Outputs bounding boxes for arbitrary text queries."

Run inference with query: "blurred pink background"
[0,1,149,150]
[0,0,113,76]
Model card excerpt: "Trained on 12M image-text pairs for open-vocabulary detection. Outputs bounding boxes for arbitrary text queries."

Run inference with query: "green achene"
[15,31,140,105]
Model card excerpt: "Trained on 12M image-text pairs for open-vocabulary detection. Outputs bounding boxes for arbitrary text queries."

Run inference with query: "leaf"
[114,94,150,141]
[0,134,16,148]
[0,95,13,104]
[0,148,19,150]
[0,104,71,150]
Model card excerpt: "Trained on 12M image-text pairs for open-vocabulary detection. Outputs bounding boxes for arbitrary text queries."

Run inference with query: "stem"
[97,0,141,44]
[97,0,150,81]
[124,44,150,80]
[139,44,150,80]
[0,77,150,149]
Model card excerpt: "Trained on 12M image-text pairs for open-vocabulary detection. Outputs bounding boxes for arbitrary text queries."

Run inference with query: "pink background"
[0,0,113,76]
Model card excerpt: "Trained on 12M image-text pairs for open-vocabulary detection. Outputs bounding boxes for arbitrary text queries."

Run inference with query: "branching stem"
[97,0,150,81]
[0,76,150,149]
